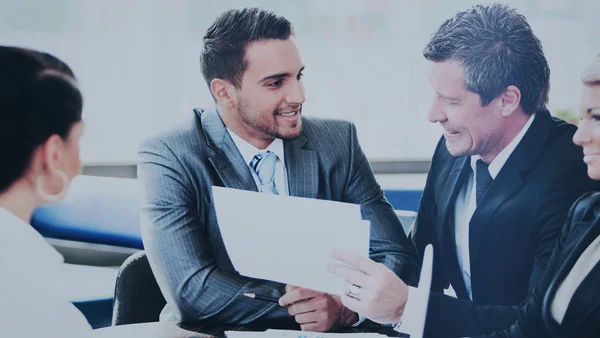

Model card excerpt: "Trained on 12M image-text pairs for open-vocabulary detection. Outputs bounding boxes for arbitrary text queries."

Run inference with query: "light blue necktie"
[250,150,279,195]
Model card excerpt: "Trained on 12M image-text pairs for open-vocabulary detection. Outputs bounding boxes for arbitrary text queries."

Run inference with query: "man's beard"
[236,100,302,140]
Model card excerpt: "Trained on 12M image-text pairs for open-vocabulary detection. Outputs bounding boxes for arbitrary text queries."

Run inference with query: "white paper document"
[212,186,370,295]
[390,244,433,338]
[225,329,385,338]
[408,243,434,338]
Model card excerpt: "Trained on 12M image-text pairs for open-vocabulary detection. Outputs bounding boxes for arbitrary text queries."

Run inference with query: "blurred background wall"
[1,0,598,179]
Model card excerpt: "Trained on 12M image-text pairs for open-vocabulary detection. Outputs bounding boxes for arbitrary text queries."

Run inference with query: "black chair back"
[112,251,166,325]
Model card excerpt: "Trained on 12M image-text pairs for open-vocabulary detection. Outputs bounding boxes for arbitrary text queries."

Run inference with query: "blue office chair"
[384,189,423,212]
[32,175,143,252]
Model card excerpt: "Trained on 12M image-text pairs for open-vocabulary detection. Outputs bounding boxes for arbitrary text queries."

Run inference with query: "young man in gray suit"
[138,8,418,332]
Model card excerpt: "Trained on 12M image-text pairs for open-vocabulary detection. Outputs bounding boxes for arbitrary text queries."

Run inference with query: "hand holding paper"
[326,250,409,324]
[279,285,358,331]
[327,244,434,338]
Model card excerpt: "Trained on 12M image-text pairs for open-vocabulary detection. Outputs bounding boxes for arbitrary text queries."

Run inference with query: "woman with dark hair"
[0,46,90,336]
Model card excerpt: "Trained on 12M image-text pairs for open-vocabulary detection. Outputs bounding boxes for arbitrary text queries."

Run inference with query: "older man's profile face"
[232,37,306,142]
[426,60,505,160]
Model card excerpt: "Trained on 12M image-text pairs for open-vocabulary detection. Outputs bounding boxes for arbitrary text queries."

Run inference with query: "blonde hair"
[582,54,600,84]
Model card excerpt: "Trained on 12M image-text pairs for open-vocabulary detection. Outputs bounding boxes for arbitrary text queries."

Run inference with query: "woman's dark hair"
[0,46,83,193]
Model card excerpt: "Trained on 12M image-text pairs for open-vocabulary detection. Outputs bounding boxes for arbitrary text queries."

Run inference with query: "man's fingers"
[331,249,380,276]
[339,294,366,315]
[285,284,298,293]
[288,298,318,316]
[294,310,320,324]
[279,287,319,306]
[326,262,369,287]
[343,282,375,304]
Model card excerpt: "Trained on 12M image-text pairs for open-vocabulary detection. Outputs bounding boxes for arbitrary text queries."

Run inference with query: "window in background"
[0,0,597,166]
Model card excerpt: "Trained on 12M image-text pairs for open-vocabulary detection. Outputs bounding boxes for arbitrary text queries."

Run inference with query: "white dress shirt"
[227,128,289,196]
[551,232,600,324]
[395,113,536,334]
[0,207,91,338]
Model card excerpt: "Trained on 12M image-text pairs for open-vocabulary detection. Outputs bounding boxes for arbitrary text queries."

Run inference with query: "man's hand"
[327,249,409,325]
[279,285,358,331]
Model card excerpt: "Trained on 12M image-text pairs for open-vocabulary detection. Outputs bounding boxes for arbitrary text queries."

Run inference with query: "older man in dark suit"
[327,4,600,338]
[138,7,418,332]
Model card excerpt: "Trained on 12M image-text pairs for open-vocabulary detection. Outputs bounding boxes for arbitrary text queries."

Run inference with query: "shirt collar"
[226,128,286,167]
[470,113,536,179]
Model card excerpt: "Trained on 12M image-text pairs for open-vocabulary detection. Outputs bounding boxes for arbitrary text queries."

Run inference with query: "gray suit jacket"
[138,106,419,326]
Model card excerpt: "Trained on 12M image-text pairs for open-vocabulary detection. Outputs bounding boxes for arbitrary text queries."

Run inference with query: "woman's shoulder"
[569,191,600,223]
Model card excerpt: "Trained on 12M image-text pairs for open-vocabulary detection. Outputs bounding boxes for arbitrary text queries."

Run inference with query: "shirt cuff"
[351,313,366,327]
[393,286,421,333]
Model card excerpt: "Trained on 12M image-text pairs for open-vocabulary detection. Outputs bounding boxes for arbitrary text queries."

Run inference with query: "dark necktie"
[475,159,493,205]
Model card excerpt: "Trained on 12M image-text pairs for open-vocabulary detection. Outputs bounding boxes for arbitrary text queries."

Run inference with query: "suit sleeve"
[138,137,294,326]
[526,157,595,291]
[342,122,420,285]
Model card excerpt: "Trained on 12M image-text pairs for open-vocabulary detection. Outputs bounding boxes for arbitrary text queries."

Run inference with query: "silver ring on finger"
[346,283,362,300]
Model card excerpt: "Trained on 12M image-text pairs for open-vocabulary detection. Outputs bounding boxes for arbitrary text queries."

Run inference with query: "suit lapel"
[561,259,600,335]
[544,218,600,335]
[284,133,319,199]
[469,110,554,263]
[437,156,471,297]
[437,156,470,238]
[199,107,258,192]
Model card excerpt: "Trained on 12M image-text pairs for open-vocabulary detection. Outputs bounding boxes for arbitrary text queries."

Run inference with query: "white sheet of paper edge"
[212,186,369,295]
[406,243,434,338]
[225,329,385,337]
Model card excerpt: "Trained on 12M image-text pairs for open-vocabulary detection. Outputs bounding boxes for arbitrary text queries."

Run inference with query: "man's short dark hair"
[423,3,550,115]
[200,8,293,92]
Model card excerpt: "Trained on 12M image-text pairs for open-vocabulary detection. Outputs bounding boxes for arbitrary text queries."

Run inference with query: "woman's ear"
[40,134,64,173]
[29,134,71,202]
